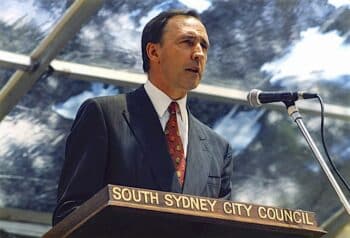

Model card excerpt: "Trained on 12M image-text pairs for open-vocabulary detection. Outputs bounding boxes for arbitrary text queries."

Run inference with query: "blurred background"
[0,0,350,237]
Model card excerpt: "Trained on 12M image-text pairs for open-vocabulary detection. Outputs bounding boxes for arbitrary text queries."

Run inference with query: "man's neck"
[148,78,186,100]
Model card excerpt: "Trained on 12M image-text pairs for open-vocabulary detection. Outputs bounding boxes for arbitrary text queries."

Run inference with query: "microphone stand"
[285,101,350,215]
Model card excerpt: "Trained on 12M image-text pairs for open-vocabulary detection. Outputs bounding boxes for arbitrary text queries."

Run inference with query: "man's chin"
[185,81,201,91]
[179,76,201,91]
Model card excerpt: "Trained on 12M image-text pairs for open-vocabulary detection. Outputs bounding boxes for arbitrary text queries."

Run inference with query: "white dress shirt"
[144,80,188,156]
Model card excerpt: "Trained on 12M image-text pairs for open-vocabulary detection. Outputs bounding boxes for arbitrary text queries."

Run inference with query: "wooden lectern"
[43,185,326,238]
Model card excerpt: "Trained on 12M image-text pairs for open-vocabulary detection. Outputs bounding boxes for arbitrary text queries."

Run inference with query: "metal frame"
[0,0,103,121]
[0,207,51,237]
[0,0,103,236]
[1,50,350,122]
[0,50,32,71]
[0,219,50,237]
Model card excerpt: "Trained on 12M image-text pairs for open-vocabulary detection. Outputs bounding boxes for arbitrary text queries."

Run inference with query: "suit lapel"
[122,86,181,193]
[183,112,211,195]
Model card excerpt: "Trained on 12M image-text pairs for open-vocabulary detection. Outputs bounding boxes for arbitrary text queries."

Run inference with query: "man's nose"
[191,43,205,61]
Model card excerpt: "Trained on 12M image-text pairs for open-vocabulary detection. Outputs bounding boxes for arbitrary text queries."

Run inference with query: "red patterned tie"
[165,102,186,187]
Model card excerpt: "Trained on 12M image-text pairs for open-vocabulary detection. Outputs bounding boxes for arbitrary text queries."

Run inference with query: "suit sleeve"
[219,143,234,200]
[52,99,108,225]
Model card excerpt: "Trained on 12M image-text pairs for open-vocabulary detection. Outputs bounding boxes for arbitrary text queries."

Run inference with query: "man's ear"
[146,42,160,63]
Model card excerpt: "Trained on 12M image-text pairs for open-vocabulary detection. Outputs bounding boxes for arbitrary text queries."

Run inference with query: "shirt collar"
[144,80,187,120]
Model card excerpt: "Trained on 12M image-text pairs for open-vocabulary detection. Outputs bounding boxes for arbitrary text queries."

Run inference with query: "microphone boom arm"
[286,102,350,215]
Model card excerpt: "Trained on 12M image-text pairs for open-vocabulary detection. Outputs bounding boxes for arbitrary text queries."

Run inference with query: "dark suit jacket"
[53,86,234,225]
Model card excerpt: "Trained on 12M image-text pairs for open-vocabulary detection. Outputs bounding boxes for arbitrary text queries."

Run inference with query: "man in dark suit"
[53,9,234,226]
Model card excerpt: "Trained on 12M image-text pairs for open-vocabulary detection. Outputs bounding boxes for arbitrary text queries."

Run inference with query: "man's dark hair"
[141,9,202,73]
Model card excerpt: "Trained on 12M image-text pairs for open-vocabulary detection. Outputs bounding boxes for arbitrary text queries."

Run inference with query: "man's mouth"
[185,67,200,74]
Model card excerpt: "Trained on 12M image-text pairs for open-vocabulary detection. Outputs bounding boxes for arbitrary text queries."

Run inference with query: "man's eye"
[201,43,208,50]
[183,40,194,45]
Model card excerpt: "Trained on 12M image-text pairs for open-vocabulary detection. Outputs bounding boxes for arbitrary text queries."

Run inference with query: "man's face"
[151,15,209,99]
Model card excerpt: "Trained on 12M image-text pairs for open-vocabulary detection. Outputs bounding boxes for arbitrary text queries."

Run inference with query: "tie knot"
[168,101,178,114]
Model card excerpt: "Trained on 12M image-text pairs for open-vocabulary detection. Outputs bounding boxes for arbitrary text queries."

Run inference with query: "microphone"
[247,89,318,107]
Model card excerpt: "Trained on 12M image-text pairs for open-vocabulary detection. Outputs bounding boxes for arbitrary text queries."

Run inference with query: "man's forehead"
[164,15,209,40]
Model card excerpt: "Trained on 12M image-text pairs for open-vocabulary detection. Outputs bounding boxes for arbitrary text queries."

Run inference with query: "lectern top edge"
[107,185,325,234]
[43,184,326,238]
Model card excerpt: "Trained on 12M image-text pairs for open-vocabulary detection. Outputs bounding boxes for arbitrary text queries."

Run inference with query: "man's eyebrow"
[180,34,210,48]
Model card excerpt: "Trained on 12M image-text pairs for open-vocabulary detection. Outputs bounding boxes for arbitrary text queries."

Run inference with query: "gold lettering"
[301,211,306,224]
[231,203,236,215]
[306,213,314,225]
[113,187,317,227]
[267,208,276,220]
[275,208,284,222]
[150,191,159,204]
[223,202,232,214]
[164,194,173,207]
[230,202,237,214]
[190,197,200,210]
[236,203,244,215]
[243,204,252,217]
[293,211,302,224]
[182,196,190,208]
[233,204,240,215]
[173,195,182,208]
[224,202,232,214]
[112,186,121,200]
[121,188,132,201]
[284,210,293,223]
[132,190,141,202]
[143,191,149,203]
[223,202,252,216]
[258,206,267,219]
[199,198,209,211]
[207,200,217,212]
